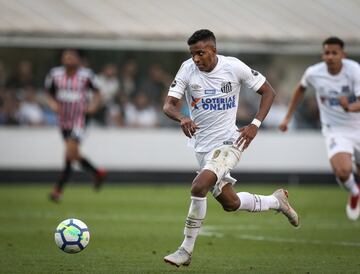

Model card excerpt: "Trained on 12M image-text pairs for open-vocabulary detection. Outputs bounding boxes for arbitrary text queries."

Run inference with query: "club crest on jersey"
[190,95,236,111]
[341,85,350,93]
[221,82,232,93]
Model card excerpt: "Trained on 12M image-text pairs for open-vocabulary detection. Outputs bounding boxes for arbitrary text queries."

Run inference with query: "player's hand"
[235,124,258,151]
[52,104,59,113]
[48,100,59,113]
[339,96,349,111]
[279,118,290,132]
[86,105,97,115]
[180,117,199,138]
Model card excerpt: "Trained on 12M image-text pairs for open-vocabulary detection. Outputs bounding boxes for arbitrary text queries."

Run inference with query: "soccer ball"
[54,218,90,253]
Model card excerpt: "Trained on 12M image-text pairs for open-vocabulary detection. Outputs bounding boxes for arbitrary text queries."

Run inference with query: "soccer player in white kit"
[163,29,299,267]
[279,37,360,221]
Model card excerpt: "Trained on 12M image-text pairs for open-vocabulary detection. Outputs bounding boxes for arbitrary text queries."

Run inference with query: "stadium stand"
[0,0,360,54]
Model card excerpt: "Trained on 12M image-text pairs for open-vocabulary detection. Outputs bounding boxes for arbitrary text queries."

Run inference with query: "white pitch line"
[200,225,360,248]
[201,223,360,231]
[199,225,224,238]
[199,231,224,238]
[236,234,360,248]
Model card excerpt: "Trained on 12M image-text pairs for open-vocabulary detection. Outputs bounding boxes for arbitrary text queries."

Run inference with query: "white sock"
[237,192,279,212]
[337,174,359,196]
[180,196,207,253]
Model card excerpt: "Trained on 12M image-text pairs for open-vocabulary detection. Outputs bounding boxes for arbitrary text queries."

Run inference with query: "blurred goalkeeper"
[163,29,299,267]
[279,37,360,221]
[45,49,106,202]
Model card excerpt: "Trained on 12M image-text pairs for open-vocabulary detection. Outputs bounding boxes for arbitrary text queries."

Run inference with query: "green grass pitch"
[0,184,359,273]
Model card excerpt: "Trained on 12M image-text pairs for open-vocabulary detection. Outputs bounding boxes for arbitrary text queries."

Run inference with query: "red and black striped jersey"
[45,66,99,130]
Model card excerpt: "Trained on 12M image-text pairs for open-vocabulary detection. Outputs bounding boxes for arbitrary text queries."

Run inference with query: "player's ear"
[212,46,217,54]
[320,52,325,61]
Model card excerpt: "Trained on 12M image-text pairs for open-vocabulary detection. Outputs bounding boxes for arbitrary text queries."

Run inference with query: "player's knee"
[334,166,352,181]
[191,184,208,197]
[66,152,76,161]
[66,150,79,161]
[191,182,207,197]
[222,198,240,212]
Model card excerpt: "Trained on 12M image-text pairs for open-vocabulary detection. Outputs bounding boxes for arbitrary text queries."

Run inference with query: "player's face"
[322,44,345,72]
[62,50,81,69]
[189,40,217,72]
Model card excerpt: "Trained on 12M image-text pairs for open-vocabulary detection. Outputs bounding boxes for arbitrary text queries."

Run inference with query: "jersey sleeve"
[300,67,311,88]
[351,63,360,97]
[87,70,100,93]
[234,59,266,92]
[44,70,56,96]
[168,62,189,99]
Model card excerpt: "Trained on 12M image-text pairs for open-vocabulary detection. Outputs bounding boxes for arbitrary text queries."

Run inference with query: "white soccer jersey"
[300,59,360,134]
[168,55,266,152]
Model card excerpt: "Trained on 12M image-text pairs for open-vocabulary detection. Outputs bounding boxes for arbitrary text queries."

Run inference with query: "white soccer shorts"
[195,144,242,197]
[324,130,360,164]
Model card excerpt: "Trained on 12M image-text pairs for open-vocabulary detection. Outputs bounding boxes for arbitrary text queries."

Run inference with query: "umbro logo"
[191,84,202,90]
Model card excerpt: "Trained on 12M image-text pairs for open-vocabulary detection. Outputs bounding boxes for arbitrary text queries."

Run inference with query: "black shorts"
[61,128,85,142]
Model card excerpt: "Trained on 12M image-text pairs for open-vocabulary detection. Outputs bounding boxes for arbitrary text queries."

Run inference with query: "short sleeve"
[87,70,100,92]
[351,63,360,97]
[44,71,56,95]
[234,59,266,92]
[300,67,311,88]
[168,62,190,99]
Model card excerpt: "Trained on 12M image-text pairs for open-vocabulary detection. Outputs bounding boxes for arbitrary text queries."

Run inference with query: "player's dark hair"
[322,37,345,49]
[187,29,216,46]
[61,48,84,58]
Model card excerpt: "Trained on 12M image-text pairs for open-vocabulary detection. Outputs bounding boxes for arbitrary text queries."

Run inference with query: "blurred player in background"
[163,29,299,267]
[45,49,106,202]
[279,37,360,220]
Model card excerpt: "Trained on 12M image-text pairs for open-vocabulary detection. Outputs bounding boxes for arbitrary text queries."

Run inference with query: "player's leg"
[68,129,106,189]
[330,152,360,220]
[326,134,360,219]
[79,155,106,189]
[206,145,280,213]
[216,183,277,212]
[354,143,360,188]
[215,183,299,227]
[164,169,217,267]
[50,132,74,202]
[181,170,216,249]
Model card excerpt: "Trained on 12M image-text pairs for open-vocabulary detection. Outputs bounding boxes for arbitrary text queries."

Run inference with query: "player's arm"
[339,96,360,112]
[45,76,59,113]
[236,80,275,150]
[86,89,101,114]
[163,96,198,138]
[254,80,276,122]
[340,62,360,112]
[46,92,59,113]
[86,74,102,114]
[279,84,306,132]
